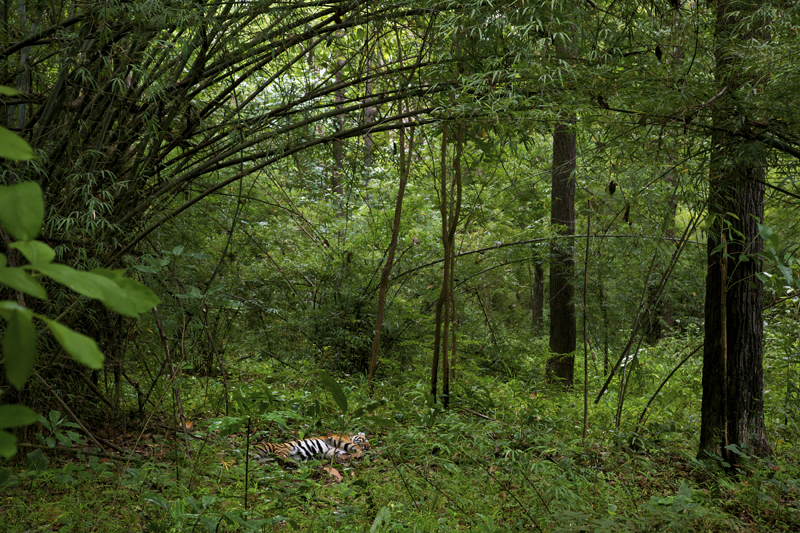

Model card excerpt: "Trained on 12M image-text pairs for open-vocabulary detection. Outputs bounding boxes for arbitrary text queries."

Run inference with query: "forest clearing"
[1,0,800,531]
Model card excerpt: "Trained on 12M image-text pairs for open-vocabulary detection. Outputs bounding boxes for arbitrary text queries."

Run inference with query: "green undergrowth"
[2,357,799,532]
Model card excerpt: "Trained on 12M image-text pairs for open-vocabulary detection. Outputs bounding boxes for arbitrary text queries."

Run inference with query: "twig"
[595,211,701,403]
[582,203,591,443]
[76,370,116,410]
[257,350,303,372]
[16,443,141,463]
[635,344,702,431]
[33,371,122,453]
[152,307,192,459]
[245,417,251,512]
[386,450,420,511]
[464,448,546,533]
[207,331,230,415]
[453,406,503,424]
[154,424,211,442]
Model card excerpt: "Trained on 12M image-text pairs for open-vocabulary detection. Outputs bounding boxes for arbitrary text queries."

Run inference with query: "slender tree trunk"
[332,53,345,196]
[546,120,577,386]
[364,55,375,168]
[368,124,413,387]
[531,261,544,332]
[430,128,448,400]
[699,0,771,464]
[430,124,462,405]
[442,127,463,408]
[598,276,609,375]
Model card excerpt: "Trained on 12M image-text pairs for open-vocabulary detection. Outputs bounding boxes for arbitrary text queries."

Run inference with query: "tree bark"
[430,124,462,405]
[546,120,577,386]
[531,261,544,332]
[699,0,772,465]
[332,53,346,196]
[368,124,412,387]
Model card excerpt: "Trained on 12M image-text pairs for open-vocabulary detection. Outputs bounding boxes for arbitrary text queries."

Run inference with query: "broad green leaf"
[36,264,156,317]
[91,269,160,311]
[2,307,37,390]
[0,254,6,267]
[370,505,392,533]
[0,267,47,300]
[0,300,27,316]
[0,404,40,429]
[0,85,22,96]
[757,222,772,242]
[10,240,55,266]
[317,370,348,415]
[0,182,43,239]
[0,126,34,161]
[34,263,107,299]
[0,430,18,459]
[362,416,394,428]
[41,317,104,369]
[778,263,794,286]
[25,448,49,471]
[352,399,386,418]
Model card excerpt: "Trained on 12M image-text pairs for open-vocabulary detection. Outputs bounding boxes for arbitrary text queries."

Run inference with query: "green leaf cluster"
[0,134,160,457]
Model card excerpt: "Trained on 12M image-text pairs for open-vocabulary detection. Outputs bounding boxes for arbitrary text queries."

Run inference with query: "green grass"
[2,355,799,532]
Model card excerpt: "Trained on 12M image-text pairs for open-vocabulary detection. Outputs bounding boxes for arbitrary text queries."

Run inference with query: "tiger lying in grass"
[252,432,370,463]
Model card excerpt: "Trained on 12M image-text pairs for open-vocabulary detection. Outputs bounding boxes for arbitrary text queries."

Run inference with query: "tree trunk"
[332,53,346,196]
[430,124,462,405]
[531,261,544,333]
[546,120,577,386]
[368,125,412,387]
[699,0,772,465]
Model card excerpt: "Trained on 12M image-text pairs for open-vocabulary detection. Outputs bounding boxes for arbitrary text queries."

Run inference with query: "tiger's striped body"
[253,432,370,462]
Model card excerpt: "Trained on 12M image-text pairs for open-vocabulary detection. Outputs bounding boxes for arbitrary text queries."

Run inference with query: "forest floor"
[1,358,799,532]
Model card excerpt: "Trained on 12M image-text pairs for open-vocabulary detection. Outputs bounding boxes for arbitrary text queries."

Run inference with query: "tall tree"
[368,122,413,387]
[430,124,462,407]
[546,120,577,386]
[699,0,772,464]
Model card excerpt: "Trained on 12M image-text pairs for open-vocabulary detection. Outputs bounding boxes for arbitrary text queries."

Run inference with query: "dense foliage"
[1,0,800,530]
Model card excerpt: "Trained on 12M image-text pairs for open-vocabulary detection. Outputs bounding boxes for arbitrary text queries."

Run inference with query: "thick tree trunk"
[699,0,771,465]
[700,150,771,462]
[547,121,577,386]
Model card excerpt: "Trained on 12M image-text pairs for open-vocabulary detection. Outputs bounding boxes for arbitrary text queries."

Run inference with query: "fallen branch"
[16,442,142,463]
[453,406,503,424]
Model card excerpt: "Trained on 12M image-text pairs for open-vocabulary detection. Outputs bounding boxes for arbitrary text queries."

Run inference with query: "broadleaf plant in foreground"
[0,98,160,457]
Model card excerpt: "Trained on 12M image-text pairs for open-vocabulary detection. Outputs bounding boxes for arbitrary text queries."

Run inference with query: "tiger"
[252,432,370,463]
